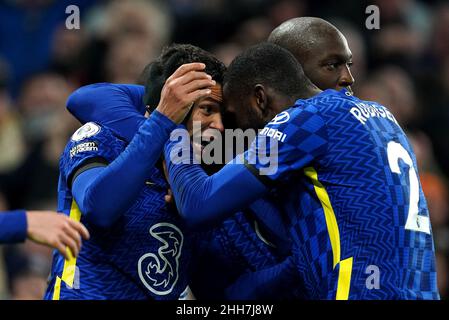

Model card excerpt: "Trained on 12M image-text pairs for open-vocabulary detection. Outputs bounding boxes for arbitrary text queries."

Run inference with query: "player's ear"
[254,84,267,114]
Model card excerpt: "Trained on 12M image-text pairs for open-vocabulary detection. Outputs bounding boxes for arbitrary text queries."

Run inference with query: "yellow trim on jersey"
[336,257,353,300]
[52,200,82,300]
[304,167,341,267]
[304,167,353,300]
[52,276,62,300]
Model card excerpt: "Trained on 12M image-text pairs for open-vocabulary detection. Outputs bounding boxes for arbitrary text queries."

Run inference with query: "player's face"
[222,85,265,132]
[302,35,354,92]
[186,96,224,157]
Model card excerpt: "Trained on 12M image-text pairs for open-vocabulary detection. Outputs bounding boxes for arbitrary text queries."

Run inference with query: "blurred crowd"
[0,0,448,299]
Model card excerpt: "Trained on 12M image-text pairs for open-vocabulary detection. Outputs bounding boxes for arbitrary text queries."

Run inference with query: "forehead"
[309,33,352,61]
[194,96,222,108]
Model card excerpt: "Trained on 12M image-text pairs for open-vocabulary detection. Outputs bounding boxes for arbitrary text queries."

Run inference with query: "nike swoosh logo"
[145,181,155,186]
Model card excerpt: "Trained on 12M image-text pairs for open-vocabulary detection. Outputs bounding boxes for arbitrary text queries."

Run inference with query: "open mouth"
[201,139,211,148]
[192,138,213,155]
[202,134,217,147]
[191,129,222,160]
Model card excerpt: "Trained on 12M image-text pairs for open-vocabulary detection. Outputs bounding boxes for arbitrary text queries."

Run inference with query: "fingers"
[165,188,173,204]
[176,71,212,86]
[185,88,213,105]
[63,223,82,255]
[183,78,216,94]
[167,63,206,80]
[157,62,217,123]
[56,215,89,260]
[55,242,70,261]
[60,233,79,259]
[68,219,90,240]
[164,194,172,203]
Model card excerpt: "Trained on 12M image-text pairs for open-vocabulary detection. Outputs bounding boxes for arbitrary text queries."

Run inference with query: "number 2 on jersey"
[387,141,430,234]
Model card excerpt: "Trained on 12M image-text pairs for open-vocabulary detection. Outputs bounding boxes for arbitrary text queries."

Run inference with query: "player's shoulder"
[276,97,324,126]
[307,88,355,106]
[67,122,125,148]
[60,122,126,177]
[70,122,103,142]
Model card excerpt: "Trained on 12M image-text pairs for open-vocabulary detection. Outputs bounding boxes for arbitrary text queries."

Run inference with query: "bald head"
[268,17,355,91]
[269,17,345,62]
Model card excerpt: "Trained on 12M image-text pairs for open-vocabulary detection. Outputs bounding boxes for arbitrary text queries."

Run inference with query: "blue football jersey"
[65,83,291,300]
[44,122,191,300]
[190,203,291,300]
[245,89,440,300]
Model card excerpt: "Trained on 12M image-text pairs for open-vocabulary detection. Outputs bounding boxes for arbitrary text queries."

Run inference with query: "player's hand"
[26,211,90,260]
[156,63,215,124]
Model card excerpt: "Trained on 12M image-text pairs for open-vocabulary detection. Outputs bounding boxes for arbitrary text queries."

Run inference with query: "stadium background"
[0,0,448,299]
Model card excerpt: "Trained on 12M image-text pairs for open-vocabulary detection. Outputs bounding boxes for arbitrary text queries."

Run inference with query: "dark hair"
[224,42,312,101]
[140,43,226,112]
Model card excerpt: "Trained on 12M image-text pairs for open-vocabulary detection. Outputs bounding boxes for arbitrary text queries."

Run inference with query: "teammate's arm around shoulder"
[66,83,147,143]
[69,63,216,229]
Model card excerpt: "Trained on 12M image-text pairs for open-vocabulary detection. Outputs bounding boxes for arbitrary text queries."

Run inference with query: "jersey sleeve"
[60,122,126,186]
[244,103,329,183]
[0,210,27,243]
[66,83,146,143]
[164,135,268,230]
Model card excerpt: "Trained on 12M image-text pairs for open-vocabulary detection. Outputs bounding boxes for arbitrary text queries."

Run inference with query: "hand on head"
[156,63,216,124]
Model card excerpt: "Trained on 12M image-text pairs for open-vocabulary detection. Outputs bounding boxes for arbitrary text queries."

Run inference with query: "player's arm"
[164,138,268,230]
[0,210,89,260]
[224,255,301,300]
[71,111,176,229]
[163,131,279,230]
[165,106,328,229]
[71,63,215,229]
[67,83,146,142]
[26,211,89,260]
[0,210,27,243]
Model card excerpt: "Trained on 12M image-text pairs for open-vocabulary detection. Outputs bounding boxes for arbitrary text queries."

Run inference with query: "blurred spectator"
[415,3,449,179]
[98,0,172,46]
[429,3,449,66]
[0,72,75,209]
[356,66,417,128]
[213,43,243,67]
[0,0,94,96]
[78,0,172,85]
[232,17,272,47]
[105,35,157,84]
[268,0,308,28]
[4,240,52,300]
[436,253,449,299]
[365,0,431,71]
[49,25,88,86]
[0,86,25,174]
[421,173,449,229]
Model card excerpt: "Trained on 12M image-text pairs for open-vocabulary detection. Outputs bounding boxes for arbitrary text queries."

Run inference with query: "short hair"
[224,42,310,100]
[140,44,226,112]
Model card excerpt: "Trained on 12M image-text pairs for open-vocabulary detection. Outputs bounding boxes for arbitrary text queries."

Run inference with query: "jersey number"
[387,141,430,234]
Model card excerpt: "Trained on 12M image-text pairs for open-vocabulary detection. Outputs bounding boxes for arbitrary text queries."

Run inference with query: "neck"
[275,86,321,114]
[297,85,322,100]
